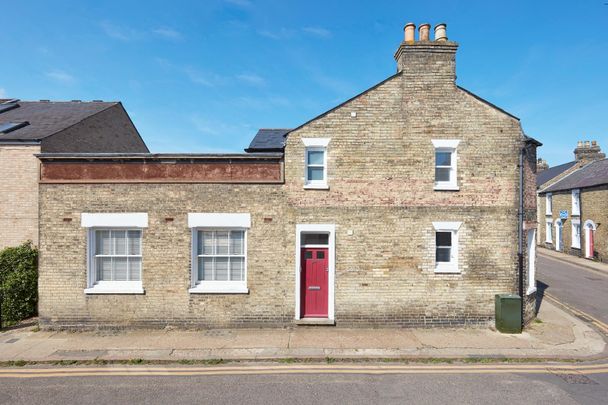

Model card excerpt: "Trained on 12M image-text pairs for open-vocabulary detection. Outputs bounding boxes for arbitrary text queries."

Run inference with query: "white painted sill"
[303,183,329,190]
[84,282,144,295]
[434,265,460,274]
[526,286,537,295]
[189,284,249,294]
[434,184,460,191]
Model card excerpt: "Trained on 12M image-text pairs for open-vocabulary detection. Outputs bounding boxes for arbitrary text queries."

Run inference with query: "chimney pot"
[434,23,448,41]
[404,23,416,42]
[585,141,591,147]
[418,23,431,41]
[577,140,583,147]
[592,140,597,146]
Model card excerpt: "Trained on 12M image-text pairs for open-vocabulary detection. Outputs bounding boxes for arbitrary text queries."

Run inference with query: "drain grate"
[4,338,19,344]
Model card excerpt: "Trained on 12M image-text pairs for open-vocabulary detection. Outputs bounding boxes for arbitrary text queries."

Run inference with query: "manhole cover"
[203,330,233,337]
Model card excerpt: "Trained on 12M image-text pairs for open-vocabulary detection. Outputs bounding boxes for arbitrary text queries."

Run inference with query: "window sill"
[526,286,537,295]
[84,283,144,295]
[189,284,249,294]
[434,266,460,274]
[303,183,329,190]
[434,185,459,191]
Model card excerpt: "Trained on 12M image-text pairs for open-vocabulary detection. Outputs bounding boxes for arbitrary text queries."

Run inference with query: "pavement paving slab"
[0,300,604,362]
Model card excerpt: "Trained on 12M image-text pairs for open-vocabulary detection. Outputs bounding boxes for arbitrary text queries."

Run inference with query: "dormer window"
[302,138,330,189]
[432,139,460,191]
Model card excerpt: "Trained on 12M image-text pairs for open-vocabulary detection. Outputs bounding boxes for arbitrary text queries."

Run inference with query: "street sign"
[559,210,568,219]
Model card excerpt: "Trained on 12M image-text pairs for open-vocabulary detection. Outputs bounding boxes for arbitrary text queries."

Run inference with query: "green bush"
[0,242,38,327]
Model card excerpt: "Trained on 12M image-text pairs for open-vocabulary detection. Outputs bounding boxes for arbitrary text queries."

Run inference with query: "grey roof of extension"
[245,128,292,152]
[0,100,119,141]
[541,159,608,193]
[536,160,578,187]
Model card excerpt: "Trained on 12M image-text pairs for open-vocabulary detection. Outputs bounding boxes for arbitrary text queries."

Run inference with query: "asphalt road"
[537,254,608,325]
[0,370,607,405]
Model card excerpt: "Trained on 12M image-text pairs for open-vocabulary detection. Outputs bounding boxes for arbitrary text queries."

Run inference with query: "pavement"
[0,298,605,362]
[539,247,608,275]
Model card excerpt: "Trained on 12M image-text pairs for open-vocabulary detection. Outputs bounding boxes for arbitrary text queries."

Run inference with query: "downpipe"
[518,145,526,329]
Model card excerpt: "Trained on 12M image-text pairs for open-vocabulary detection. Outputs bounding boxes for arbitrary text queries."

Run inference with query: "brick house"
[538,141,607,262]
[37,23,540,329]
[0,100,149,248]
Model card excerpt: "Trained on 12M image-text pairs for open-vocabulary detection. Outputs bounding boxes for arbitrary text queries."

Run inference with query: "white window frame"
[432,221,462,273]
[527,229,536,295]
[571,218,581,249]
[188,213,251,294]
[545,193,552,215]
[302,138,330,189]
[81,213,148,295]
[432,139,460,191]
[545,219,553,243]
[571,189,580,216]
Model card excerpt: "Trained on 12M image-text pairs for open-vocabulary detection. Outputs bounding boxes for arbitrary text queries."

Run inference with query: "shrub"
[0,242,38,327]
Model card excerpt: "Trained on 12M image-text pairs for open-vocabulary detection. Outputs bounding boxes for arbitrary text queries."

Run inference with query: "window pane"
[436,247,451,262]
[436,231,452,247]
[97,257,112,281]
[307,167,324,181]
[96,230,111,255]
[127,231,141,255]
[435,167,451,182]
[305,251,313,259]
[215,257,229,281]
[230,231,244,255]
[114,230,127,255]
[128,257,141,281]
[317,251,325,259]
[200,231,214,255]
[215,231,229,255]
[302,233,329,245]
[199,257,213,281]
[113,257,128,281]
[435,151,451,166]
[308,150,324,165]
[230,257,244,281]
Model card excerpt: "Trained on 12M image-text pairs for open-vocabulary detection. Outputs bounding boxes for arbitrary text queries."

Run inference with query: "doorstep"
[295,318,336,326]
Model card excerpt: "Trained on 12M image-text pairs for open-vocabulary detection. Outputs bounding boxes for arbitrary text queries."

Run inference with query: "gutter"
[518,144,525,329]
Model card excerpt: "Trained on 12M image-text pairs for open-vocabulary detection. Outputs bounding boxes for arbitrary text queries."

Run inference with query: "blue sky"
[1,0,607,165]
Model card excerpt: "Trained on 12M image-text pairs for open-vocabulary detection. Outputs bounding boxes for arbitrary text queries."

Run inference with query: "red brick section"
[40,159,283,183]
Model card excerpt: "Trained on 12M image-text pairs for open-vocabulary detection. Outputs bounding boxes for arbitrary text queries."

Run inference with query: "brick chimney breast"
[394,22,458,84]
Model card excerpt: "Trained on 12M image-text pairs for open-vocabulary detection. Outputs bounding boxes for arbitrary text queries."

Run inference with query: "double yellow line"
[544,293,608,336]
[1,363,608,378]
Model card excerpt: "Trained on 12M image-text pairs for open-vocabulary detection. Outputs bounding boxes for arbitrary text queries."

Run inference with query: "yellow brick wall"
[0,145,40,248]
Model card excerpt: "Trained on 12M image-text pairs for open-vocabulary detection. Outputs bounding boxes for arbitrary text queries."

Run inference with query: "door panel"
[301,248,328,317]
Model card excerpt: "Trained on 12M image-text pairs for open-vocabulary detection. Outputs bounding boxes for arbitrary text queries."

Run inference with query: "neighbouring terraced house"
[37,23,541,329]
[0,99,149,249]
[538,141,607,262]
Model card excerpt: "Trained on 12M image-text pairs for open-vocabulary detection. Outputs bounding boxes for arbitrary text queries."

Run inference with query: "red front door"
[301,248,328,318]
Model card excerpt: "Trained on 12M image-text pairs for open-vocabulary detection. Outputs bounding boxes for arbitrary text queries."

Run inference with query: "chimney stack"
[537,158,549,172]
[418,23,430,41]
[394,21,458,83]
[574,139,605,162]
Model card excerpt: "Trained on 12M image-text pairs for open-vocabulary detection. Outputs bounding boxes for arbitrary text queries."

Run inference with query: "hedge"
[0,242,38,327]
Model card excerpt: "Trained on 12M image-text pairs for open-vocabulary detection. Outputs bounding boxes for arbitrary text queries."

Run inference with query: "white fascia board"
[81,213,148,228]
[431,139,460,149]
[188,213,251,228]
[432,221,462,231]
[302,137,330,147]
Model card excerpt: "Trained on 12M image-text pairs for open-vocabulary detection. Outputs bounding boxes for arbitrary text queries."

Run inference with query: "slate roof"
[541,159,608,193]
[536,161,578,187]
[245,128,291,152]
[0,100,118,141]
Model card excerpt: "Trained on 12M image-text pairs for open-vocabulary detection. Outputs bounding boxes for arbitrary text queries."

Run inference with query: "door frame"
[584,220,597,258]
[295,224,335,321]
[554,218,563,251]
